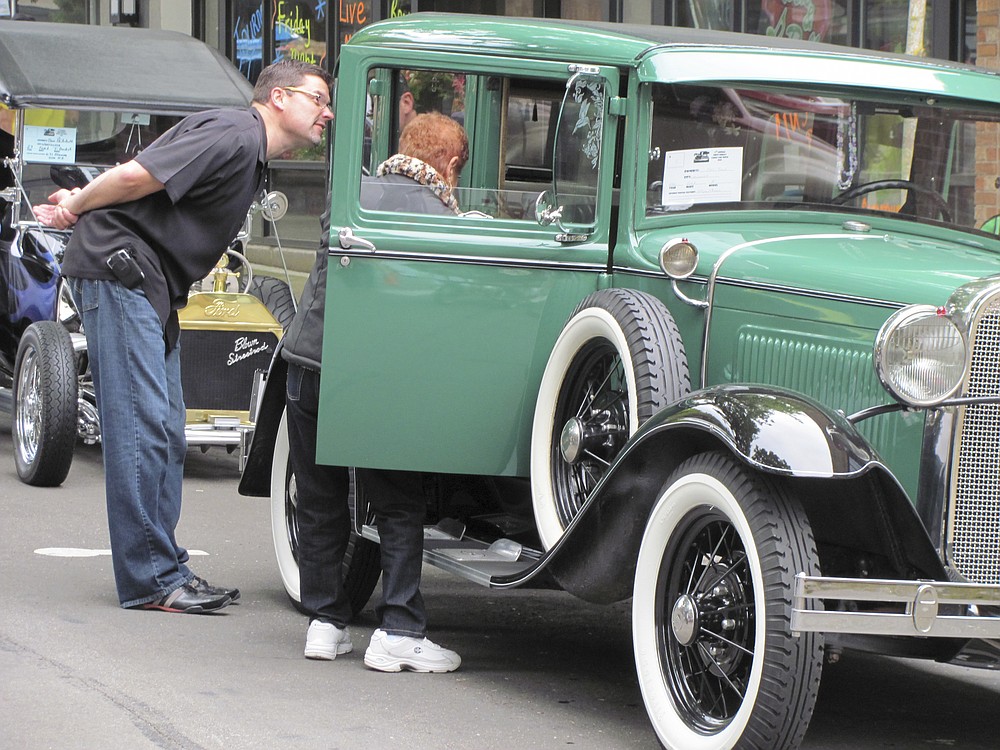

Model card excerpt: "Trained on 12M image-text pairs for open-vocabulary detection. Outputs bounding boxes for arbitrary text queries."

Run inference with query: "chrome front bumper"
[185,422,255,471]
[184,425,250,447]
[792,573,1000,638]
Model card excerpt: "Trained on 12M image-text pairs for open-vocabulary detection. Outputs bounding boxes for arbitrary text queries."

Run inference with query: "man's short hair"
[252,60,333,104]
[399,113,469,174]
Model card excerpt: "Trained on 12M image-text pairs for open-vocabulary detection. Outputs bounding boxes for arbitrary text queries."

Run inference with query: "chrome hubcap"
[559,417,584,464]
[671,594,699,647]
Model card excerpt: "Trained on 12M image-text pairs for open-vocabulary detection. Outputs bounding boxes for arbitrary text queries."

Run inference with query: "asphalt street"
[2,413,1000,749]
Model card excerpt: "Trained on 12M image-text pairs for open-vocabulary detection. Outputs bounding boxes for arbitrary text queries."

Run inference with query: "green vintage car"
[241,14,1000,749]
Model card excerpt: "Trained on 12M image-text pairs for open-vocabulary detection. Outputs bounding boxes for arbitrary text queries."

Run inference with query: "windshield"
[645,82,997,232]
[9,108,182,208]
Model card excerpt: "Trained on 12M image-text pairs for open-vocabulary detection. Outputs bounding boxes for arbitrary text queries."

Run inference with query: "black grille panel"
[180,329,278,412]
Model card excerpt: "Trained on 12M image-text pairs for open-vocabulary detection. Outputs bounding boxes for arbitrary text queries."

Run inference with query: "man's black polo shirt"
[61,107,268,348]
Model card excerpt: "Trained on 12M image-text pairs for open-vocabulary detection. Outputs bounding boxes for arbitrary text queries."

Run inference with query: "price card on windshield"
[662,147,743,206]
[23,125,77,164]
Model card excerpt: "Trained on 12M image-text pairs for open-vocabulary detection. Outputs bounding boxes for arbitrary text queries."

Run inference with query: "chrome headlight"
[659,238,698,279]
[874,305,967,407]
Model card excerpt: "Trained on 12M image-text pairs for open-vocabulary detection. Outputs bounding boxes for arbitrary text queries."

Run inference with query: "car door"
[316,49,620,476]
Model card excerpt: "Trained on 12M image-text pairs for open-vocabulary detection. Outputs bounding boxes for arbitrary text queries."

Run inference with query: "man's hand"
[33,161,163,229]
[33,188,80,229]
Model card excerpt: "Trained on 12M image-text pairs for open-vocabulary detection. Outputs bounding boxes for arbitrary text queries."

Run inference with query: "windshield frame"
[634,79,1000,236]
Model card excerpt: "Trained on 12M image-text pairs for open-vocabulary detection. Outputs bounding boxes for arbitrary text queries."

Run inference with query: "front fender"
[546,385,936,602]
[237,344,287,497]
[641,384,881,477]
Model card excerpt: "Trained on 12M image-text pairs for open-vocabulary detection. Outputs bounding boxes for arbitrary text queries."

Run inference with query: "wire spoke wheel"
[659,510,755,732]
[633,452,823,749]
[531,289,690,550]
[550,339,630,525]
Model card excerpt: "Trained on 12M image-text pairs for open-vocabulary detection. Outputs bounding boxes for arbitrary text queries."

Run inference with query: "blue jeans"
[70,278,191,608]
[286,363,427,637]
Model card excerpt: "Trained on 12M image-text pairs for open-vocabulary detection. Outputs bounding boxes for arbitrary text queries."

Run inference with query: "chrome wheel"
[12,321,77,486]
[14,346,42,467]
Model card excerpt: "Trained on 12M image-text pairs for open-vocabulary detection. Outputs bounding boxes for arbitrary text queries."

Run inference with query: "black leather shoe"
[137,582,231,614]
[190,575,241,604]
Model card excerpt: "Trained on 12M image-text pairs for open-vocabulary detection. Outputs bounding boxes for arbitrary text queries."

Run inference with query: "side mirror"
[259,191,288,222]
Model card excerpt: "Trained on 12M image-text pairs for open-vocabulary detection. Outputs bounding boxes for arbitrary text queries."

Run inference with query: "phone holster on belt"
[106,247,145,289]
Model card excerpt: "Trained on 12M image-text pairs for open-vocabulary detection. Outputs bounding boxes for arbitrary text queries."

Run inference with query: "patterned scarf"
[375,154,460,214]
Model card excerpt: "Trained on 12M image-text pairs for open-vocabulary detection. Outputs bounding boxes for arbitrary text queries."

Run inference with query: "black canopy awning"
[0,21,252,112]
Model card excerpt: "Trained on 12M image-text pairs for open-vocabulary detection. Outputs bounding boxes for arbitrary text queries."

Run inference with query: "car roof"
[349,13,994,79]
[0,21,252,112]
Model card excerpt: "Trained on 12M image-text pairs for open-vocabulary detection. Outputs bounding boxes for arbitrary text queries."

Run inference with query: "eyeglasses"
[282,86,331,110]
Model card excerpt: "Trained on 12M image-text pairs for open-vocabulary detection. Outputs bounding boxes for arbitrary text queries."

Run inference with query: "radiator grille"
[950,298,1000,585]
[180,329,278,412]
[734,330,889,446]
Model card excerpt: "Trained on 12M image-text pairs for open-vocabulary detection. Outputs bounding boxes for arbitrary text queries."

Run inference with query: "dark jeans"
[286,363,352,629]
[354,467,427,637]
[286,363,427,637]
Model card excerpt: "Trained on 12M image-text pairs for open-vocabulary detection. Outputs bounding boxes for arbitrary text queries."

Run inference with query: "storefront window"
[963,2,977,64]
[270,2,331,166]
[234,0,265,83]
[419,1,550,16]
[755,0,849,46]
[864,0,932,54]
[3,0,86,22]
[677,0,734,30]
[272,1,328,68]
[341,0,375,44]
[382,0,413,18]
[269,2,332,249]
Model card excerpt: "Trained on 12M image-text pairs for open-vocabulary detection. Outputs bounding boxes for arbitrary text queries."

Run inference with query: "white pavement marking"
[34,548,209,557]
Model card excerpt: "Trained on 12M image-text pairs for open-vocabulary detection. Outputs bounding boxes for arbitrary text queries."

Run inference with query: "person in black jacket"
[33,60,334,614]
[284,113,467,671]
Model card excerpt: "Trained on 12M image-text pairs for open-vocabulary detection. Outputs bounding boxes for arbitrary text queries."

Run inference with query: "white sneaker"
[304,620,353,660]
[364,628,461,673]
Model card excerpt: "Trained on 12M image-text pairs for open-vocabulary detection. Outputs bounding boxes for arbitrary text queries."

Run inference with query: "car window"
[19,109,181,209]
[360,67,593,223]
[644,82,994,231]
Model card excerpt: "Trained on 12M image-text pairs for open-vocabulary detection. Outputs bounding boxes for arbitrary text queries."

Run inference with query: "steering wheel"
[832,179,952,223]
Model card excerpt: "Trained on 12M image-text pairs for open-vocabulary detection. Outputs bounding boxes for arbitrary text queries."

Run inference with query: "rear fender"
[237,343,287,497]
[546,384,944,602]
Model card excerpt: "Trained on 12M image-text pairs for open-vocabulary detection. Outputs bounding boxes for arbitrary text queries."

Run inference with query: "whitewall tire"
[530,288,689,549]
[633,452,823,749]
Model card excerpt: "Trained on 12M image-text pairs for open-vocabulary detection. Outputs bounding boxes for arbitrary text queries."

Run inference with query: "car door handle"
[337,227,376,253]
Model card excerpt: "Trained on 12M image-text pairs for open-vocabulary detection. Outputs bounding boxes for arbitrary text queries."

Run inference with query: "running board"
[360,521,543,587]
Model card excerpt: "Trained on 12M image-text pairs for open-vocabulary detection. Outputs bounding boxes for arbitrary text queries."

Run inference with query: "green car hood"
[640,219,1000,308]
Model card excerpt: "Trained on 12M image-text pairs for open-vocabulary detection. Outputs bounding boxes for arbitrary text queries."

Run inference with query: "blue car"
[0,22,289,486]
